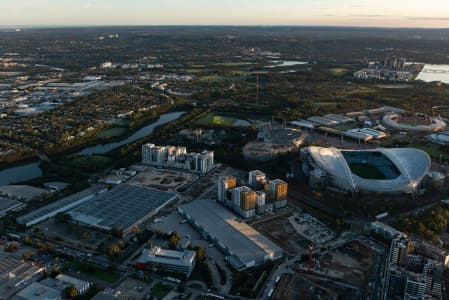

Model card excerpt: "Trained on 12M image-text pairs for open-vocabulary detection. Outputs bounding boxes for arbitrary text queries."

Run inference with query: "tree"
[111,227,123,238]
[55,212,72,224]
[196,246,206,262]
[24,236,34,246]
[61,286,79,299]
[22,251,33,261]
[169,232,181,249]
[108,244,121,260]
[4,242,17,252]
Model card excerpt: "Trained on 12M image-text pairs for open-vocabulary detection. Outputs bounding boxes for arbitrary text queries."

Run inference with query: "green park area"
[196,113,238,126]
[150,283,172,299]
[328,68,349,76]
[66,261,120,283]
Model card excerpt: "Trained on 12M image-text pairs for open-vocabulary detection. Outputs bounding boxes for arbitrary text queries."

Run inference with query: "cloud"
[82,3,93,9]
[407,17,449,21]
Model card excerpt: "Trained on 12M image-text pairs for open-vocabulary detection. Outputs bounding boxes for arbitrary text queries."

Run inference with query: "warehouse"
[16,185,107,227]
[69,184,177,234]
[178,199,283,270]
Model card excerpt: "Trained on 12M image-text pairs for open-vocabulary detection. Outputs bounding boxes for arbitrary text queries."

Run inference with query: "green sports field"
[348,163,387,180]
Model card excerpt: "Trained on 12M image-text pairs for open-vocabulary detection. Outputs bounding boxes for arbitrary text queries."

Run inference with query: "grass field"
[313,102,338,108]
[196,113,236,126]
[375,84,414,89]
[96,127,127,139]
[66,262,120,283]
[348,163,387,180]
[328,68,349,76]
[151,283,172,299]
[414,144,449,161]
[198,75,241,82]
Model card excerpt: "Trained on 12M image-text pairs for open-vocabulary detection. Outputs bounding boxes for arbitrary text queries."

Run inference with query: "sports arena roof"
[305,146,431,194]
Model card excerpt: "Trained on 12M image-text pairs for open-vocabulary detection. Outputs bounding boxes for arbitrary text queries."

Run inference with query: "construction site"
[274,273,361,300]
[243,124,306,161]
[252,212,309,256]
[129,167,197,192]
[287,239,381,297]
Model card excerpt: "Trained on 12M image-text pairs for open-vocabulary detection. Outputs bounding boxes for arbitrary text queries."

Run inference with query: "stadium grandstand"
[301,146,431,194]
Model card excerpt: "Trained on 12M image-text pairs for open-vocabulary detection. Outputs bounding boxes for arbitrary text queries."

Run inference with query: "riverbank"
[0,111,186,186]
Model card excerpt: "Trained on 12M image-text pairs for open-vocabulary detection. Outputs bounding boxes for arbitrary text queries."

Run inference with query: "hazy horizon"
[1,0,449,28]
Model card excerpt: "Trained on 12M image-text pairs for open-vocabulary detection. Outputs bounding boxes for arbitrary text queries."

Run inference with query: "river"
[0,111,185,186]
[416,64,449,84]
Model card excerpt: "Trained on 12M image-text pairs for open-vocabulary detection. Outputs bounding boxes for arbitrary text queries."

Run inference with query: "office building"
[136,247,196,276]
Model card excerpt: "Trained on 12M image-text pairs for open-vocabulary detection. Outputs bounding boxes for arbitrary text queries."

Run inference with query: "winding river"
[0,112,185,186]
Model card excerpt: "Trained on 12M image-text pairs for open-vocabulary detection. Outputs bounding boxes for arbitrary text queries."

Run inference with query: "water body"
[416,64,449,84]
[0,112,185,185]
[76,111,184,155]
[0,162,42,186]
[267,60,308,68]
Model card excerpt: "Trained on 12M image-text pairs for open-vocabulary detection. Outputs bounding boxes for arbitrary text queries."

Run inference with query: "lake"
[0,111,185,185]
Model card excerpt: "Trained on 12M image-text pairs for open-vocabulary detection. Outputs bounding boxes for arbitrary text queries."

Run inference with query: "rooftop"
[69,184,177,232]
[178,199,282,268]
[17,185,106,226]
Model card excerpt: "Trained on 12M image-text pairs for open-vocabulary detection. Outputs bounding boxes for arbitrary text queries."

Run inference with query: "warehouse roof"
[16,185,106,227]
[178,199,282,268]
[69,184,177,232]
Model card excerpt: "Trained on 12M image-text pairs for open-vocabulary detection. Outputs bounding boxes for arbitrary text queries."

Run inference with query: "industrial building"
[301,146,431,194]
[0,255,45,300]
[0,197,26,218]
[68,184,177,234]
[16,185,107,227]
[142,143,214,174]
[307,116,340,127]
[12,282,61,300]
[178,199,283,270]
[323,114,355,124]
[135,247,196,276]
[428,131,449,145]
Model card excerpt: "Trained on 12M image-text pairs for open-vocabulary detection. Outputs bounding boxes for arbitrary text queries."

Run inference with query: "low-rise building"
[136,247,196,276]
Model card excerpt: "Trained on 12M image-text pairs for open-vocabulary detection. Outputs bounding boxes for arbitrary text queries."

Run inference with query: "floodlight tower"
[308,244,313,274]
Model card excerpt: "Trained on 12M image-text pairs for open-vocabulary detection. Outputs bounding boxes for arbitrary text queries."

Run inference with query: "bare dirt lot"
[275,273,360,300]
[129,167,197,191]
[316,240,377,287]
[252,212,308,256]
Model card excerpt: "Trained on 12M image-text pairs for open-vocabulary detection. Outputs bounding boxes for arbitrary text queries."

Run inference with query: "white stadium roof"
[306,146,431,193]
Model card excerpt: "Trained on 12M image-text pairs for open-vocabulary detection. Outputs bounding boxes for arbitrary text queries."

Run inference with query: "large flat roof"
[16,185,106,226]
[69,184,177,232]
[179,199,282,267]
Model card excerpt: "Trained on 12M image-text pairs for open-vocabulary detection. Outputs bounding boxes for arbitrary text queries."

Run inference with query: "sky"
[1,0,449,28]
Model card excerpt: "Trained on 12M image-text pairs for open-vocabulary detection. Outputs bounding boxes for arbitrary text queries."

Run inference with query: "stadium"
[382,113,446,132]
[301,146,431,194]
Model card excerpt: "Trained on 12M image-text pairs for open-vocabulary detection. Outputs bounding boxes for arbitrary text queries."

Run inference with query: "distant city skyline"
[1,0,449,28]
